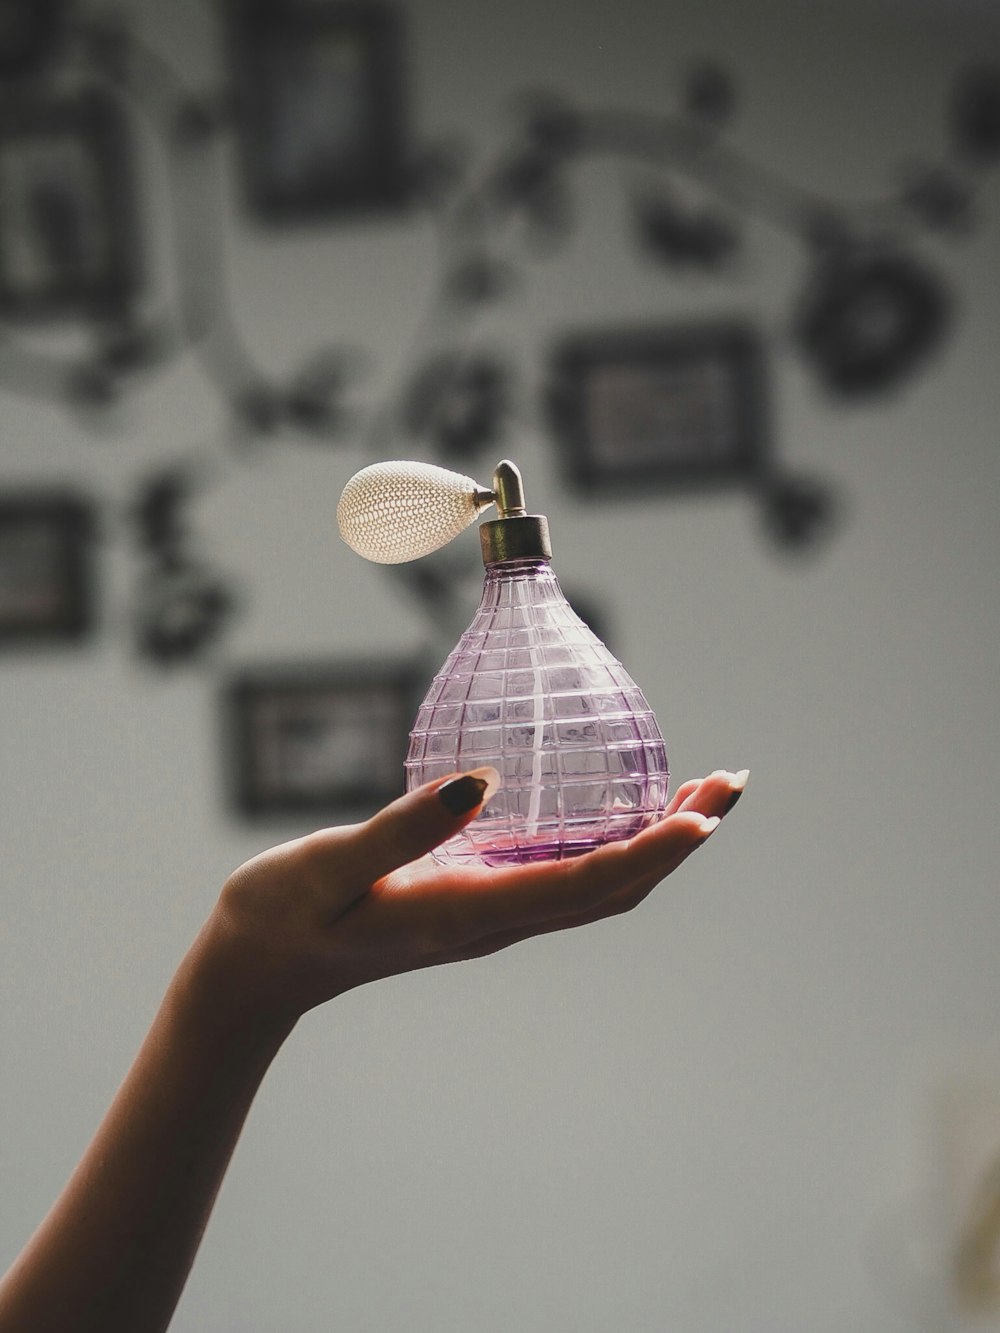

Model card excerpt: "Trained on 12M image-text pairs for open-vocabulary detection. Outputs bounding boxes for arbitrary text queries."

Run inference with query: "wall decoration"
[0,90,139,320]
[0,494,95,644]
[130,466,238,667]
[401,351,511,464]
[225,662,421,817]
[759,472,840,553]
[0,4,995,683]
[634,188,740,270]
[794,244,950,398]
[949,64,1000,166]
[225,0,410,224]
[546,322,767,495]
[0,0,70,79]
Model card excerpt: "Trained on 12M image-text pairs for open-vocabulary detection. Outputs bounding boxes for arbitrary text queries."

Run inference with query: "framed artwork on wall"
[546,322,769,494]
[0,90,140,319]
[0,494,96,644]
[225,661,422,817]
[226,0,410,224]
[0,0,69,78]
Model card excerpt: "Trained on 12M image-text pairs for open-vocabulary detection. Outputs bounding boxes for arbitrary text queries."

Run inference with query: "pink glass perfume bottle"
[338,459,670,867]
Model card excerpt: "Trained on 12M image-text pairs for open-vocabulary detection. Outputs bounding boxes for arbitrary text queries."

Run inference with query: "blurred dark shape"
[520,91,584,155]
[130,464,238,665]
[0,0,68,79]
[0,493,96,645]
[65,324,167,433]
[30,177,89,282]
[760,474,838,552]
[443,254,518,305]
[0,90,141,320]
[284,348,355,434]
[133,466,193,562]
[635,192,740,269]
[902,165,975,234]
[403,353,508,461]
[233,382,284,437]
[65,361,119,408]
[389,544,484,643]
[476,91,580,245]
[408,138,468,209]
[78,9,129,82]
[97,320,167,374]
[134,562,236,666]
[489,144,573,247]
[682,60,737,130]
[795,247,950,396]
[226,0,411,224]
[802,209,853,256]
[392,552,466,623]
[172,96,227,148]
[949,64,1000,166]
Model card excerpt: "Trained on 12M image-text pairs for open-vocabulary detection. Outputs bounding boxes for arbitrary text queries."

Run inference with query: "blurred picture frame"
[0,494,96,644]
[226,0,410,224]
[0,0,69,78]
[546,322,769,494]
[0,90,140,319]
[226,662,422,817]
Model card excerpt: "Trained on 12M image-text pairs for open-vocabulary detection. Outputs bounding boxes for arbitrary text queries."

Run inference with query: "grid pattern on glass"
[405,561,669,866]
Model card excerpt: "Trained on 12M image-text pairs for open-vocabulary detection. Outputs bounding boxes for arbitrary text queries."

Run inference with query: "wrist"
[169,906,300,1063]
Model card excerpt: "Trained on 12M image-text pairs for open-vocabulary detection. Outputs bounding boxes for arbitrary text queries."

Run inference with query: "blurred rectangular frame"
[226,0,410,224]
[0,493,96,644]
[225,661,423,819]
[0,89,140,319]
[0,0,70,79]
[546,322,769,495]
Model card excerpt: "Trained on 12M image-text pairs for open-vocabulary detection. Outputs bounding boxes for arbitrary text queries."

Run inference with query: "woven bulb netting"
[337,461,487,564]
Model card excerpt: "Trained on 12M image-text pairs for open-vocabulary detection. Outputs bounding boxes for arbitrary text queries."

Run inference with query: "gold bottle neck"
[479,514,552,564]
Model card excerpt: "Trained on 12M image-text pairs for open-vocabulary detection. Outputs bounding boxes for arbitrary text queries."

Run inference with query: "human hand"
[195,767,748,1028]
[0,766,745,1333]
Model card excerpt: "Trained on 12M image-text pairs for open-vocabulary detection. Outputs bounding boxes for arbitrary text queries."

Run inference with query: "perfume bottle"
[338,459,670,867]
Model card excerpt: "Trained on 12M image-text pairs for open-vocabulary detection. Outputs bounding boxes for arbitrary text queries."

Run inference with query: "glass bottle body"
[405,559,670,867]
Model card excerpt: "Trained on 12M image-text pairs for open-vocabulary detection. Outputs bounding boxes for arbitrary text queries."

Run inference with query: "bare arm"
[0,942,292,1333]
[0,766,747,1333]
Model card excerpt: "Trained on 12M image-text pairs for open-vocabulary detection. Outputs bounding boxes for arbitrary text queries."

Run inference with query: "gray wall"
[2,1,999,1330]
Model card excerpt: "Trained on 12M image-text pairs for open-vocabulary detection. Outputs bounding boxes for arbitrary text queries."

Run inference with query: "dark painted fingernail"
[438,767,499,815]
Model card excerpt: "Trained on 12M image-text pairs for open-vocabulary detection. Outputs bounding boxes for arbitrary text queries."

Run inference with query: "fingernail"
[438,766,500,815]
[723,768,750,814]
[698,815,721,837]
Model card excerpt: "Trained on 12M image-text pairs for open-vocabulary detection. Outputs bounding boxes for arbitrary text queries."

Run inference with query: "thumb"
[348,767,500,886]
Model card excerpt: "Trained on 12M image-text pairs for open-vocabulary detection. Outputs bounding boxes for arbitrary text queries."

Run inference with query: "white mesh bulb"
[337,461,491,564]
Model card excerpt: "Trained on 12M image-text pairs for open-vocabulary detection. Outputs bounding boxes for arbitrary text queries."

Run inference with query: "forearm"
[0,914,295,1333]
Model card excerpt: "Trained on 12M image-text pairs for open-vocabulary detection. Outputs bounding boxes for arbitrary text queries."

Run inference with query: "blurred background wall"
[1,0,999,1329]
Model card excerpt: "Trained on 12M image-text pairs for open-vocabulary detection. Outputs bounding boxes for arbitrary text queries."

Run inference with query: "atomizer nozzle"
[336,457,550,566]
[479,460,551,565]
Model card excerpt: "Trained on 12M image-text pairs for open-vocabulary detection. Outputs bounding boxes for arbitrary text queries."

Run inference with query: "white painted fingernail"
[464,765,501,805]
